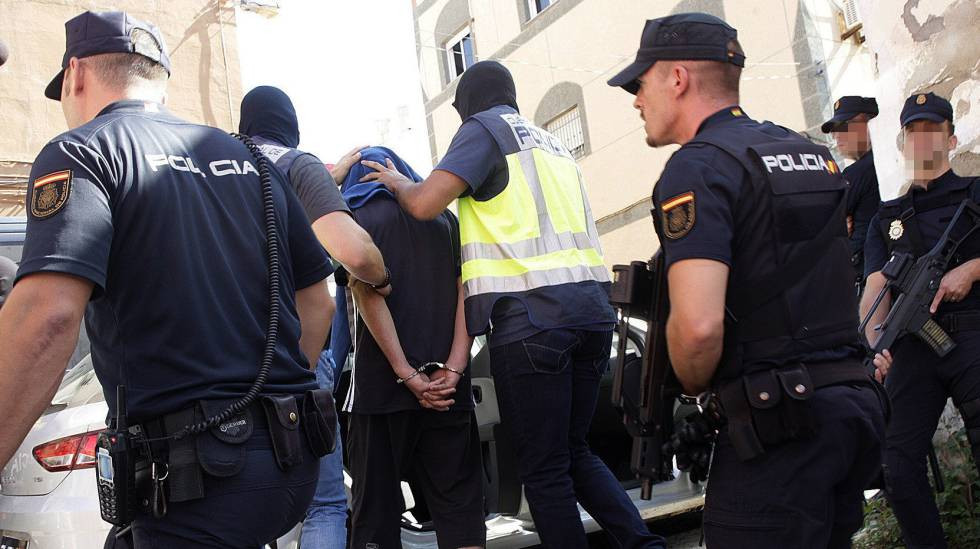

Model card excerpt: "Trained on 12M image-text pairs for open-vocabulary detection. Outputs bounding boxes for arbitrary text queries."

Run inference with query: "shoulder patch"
[30,170,72,218]
[660,191,696,239]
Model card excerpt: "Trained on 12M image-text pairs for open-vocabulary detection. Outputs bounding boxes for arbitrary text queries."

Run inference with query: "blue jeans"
[490,329,666,549]
[300,352,347,549]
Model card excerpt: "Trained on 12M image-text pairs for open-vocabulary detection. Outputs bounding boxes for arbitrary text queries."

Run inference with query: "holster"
[719,361,869,462]
[139,400,255,505]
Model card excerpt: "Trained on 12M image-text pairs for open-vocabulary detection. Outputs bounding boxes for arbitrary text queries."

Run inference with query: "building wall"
[0,0,243,216]
[413,0,869,269]
[857,0,979,200]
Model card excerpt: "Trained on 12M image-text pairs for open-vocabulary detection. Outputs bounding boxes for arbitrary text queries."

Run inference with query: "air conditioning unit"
[239,0,280,17]
[835,0,864,42]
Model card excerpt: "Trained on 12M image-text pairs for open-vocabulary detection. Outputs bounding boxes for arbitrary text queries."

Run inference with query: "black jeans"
[704,383,885,548]
[883,329,980,549]
[490,328,665,549]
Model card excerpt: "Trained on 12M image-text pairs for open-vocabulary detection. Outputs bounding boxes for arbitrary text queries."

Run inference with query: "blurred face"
[633,63,680,148]
[903,119,956,182]
[831,117,871,160]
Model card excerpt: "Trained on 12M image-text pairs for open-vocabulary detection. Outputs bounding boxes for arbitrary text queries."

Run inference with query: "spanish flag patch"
[660,191,695,239]
[30,170,72,218]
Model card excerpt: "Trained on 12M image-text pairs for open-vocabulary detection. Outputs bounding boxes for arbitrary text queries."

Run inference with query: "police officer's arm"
[295,280,334,370]
[930,258,980,312]
[0,273,91,468]
[311,213,387,288]
[666,259,729,395]
[858,213,895,380]
[360,158,467,221]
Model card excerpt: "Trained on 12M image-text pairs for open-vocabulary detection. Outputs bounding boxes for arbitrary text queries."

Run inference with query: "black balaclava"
[452,60,520,121]
[239,85,301,148]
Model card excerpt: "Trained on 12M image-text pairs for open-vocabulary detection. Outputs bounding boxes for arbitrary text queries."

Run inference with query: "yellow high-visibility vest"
[458,107,609,333]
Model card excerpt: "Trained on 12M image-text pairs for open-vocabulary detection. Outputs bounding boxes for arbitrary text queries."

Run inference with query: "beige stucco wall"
[415,0,847,269]
[0,0,243,216]
[857,0,980,200]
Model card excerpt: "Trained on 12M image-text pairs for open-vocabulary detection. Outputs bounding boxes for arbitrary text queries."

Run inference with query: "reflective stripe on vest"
[458,120,609,299]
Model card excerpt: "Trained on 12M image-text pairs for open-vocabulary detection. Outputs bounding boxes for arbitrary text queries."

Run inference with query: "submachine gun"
[860,199,980,358]
[609,252,681,500]
[860,199,980,494]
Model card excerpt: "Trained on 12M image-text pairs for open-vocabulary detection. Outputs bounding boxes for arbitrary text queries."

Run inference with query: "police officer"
[822,96,881,290]
[361,60,665,548]
[860,92,980,549]
[0,11,334,547]
[609,13,886,547]
[239,85,391,549]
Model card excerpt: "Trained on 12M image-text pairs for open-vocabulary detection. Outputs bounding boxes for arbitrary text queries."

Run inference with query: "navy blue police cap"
[900,92,953,127]
[608,13,744,95]
[820,96,878,133]
[45,11,171,101]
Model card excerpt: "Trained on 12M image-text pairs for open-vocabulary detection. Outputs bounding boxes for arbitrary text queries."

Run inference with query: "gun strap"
[730,196,847,319]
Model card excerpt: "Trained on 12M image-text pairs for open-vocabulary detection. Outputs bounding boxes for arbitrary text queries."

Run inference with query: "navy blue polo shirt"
[435,118,615,347]
[653,107,745,270]
[864,169,980,315]
[18,100,330,422]
[842,151,880,272]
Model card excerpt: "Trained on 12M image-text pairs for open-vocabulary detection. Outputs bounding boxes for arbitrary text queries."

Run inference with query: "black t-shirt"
[344,196,472,414]
[17,100,330,422]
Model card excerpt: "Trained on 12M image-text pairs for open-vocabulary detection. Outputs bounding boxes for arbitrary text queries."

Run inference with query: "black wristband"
[371,267,391,290]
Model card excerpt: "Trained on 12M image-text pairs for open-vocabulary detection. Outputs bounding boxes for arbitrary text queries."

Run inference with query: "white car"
[0,217,703,548]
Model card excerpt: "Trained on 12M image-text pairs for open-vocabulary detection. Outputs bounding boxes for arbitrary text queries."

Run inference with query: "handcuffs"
[396,362,465,384]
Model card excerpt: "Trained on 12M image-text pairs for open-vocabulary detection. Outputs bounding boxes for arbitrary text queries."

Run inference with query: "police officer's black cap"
[607,13,745,95]
[900,92,953,127]
[45,11,171,101]
[820,96,878,133]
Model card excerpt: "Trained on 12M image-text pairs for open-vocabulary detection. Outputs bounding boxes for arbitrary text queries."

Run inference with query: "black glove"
[662,395,725,483]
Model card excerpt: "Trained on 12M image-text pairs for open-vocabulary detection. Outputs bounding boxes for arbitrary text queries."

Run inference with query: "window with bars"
[526,0,554,20]
[445,27,474,82]
[545,106,586,158]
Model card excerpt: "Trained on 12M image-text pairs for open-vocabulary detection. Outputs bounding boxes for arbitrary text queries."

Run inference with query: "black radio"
[95,386,139,526]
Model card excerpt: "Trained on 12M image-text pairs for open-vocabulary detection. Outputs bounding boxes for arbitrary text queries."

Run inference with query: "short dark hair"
[689,39,743,99]
[84,29,167,90]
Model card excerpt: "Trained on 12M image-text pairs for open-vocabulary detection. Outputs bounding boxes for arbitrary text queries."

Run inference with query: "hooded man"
[361,60,665,549]
[239,86,390,549]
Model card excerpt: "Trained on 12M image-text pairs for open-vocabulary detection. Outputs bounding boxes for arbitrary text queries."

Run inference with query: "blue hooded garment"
[327,147,424,382]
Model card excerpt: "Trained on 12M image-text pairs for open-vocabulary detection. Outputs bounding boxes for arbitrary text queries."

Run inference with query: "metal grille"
[545,106,586,158]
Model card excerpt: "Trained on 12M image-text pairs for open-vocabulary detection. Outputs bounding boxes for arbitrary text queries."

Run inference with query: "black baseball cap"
[820,96,878,133]
[900,92,953,127]
[45,11,171,101]
[607,13,744,95]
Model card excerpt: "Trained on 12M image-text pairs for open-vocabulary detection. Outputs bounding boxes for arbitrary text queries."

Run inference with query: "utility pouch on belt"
[302,388,337,457]
[720,364,816,462]
[197,400,252,478]
[261,394,304,470]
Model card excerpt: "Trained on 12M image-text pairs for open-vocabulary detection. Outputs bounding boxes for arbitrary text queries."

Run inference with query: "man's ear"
[64,57,84,98]
[672,63,690,98]
[948,133,958,151]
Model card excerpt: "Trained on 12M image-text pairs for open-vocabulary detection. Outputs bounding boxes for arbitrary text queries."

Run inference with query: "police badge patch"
[30,170,72,218]
[888,219,904,240]
[661,191,696,239]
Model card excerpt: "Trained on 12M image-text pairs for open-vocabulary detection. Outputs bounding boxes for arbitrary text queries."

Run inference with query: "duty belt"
[938,311,980,333]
